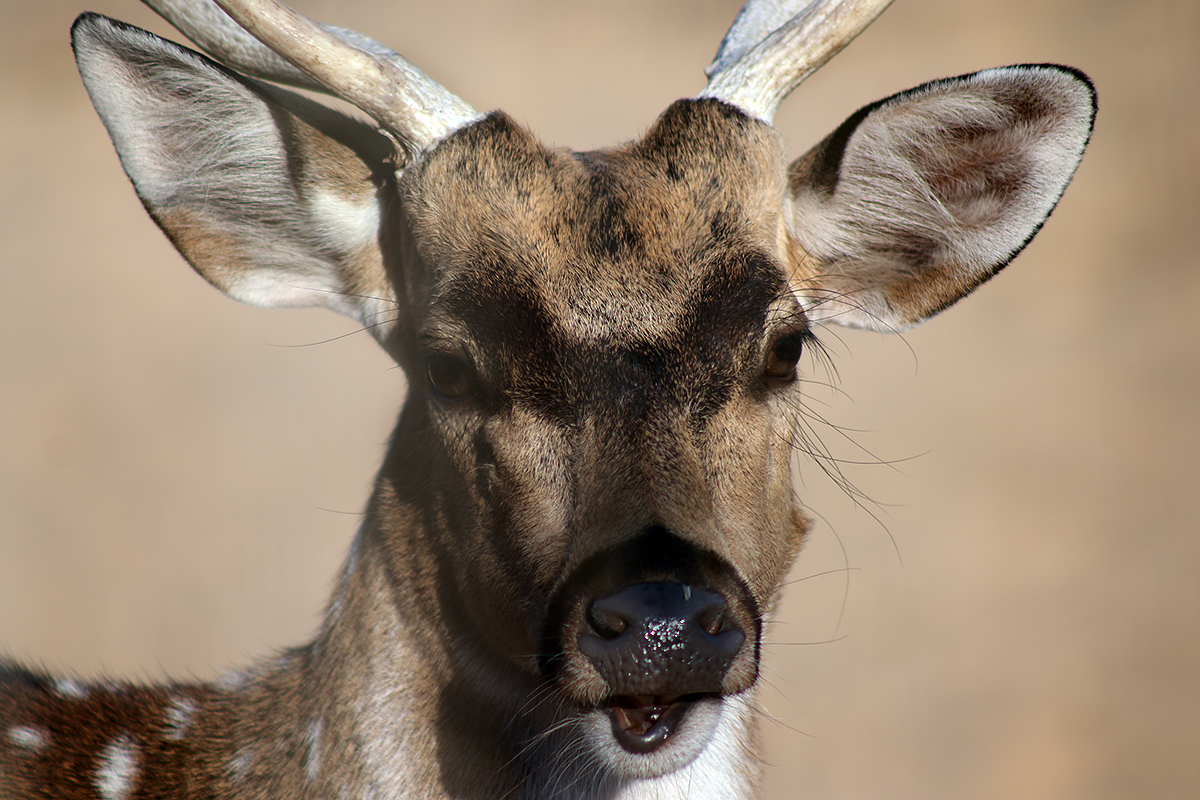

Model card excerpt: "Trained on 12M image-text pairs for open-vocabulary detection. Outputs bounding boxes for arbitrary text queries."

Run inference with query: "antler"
[143,0,478,161]
[700,0,894,122]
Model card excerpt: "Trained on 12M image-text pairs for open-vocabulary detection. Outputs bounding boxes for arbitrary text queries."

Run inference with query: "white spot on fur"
[54,677,88,699]
[96,734,139,800]
[228,747,255,782]
[163,695,197,740]
[7,724,50,752]
[304,718,323,781]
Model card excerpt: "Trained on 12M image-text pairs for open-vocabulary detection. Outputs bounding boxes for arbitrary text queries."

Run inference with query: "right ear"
[71,14,399,344]
[784,65,1095,332]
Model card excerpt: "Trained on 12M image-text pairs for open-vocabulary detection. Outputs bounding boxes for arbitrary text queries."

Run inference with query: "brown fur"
[2,9,1094,799]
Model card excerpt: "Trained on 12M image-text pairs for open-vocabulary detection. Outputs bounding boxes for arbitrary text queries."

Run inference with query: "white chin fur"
[580,697,725,780]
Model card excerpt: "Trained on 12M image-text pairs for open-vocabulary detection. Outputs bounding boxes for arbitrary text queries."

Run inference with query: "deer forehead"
[402,100,796,346]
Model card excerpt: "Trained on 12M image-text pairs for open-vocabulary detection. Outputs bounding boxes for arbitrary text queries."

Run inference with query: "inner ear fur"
[785,65,1096,332]
[73,14,398,343]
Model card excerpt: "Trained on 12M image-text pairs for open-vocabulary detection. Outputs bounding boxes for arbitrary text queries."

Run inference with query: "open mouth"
[605,693,710,753]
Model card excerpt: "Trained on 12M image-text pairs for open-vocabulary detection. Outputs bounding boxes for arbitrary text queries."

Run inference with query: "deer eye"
[764,330,805,385]
[425,352,477,402]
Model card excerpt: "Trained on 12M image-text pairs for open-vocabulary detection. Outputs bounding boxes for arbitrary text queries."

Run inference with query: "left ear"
[73,15,399,345]
[784,65,1096,331]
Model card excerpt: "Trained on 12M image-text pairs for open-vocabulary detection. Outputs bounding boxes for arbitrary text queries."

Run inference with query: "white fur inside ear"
[221,268,345,310]
[790,65,1095,331]
[310,189,382,256]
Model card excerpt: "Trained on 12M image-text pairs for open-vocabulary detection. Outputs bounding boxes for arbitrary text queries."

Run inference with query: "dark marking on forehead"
[435,245,786,429]
[412,97,792,426]
[437,258,565,398]
[669,249,787,424]
[405,99,785,279]
[573,152,642,261]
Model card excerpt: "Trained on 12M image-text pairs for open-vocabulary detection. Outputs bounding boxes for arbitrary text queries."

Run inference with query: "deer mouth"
[604,693,709,753]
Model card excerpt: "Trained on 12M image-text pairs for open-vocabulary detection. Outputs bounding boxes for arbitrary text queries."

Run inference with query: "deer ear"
[72,14,398,343]
[785,65,1095,331]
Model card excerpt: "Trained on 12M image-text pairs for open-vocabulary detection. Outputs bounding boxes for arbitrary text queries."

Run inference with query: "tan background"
[1,1,1196,798]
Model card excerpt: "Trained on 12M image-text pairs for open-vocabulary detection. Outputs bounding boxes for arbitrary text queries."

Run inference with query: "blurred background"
[1,1,1196,798]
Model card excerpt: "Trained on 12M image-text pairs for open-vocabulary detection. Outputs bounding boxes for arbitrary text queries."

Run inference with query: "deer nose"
[577,582,745,697]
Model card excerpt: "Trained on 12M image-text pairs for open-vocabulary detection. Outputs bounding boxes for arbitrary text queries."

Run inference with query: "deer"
[0,0,1095,798]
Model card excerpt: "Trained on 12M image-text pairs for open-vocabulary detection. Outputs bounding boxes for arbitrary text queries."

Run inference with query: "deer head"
[35,0,1096,793]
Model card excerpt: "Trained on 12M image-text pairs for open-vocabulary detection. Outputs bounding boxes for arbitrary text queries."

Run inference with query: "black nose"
[577,581,745,697]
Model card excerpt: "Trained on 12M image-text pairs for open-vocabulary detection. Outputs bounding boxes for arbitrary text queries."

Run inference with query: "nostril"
[697,604,727,637]
[585,583,734,642]
[586,603,629,640]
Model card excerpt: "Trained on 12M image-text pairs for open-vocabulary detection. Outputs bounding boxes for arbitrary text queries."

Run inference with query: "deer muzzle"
[578,582,746,752]
[540,530,761,757]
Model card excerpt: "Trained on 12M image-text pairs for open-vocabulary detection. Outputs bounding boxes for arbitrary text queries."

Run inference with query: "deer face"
[378,100,808,772]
